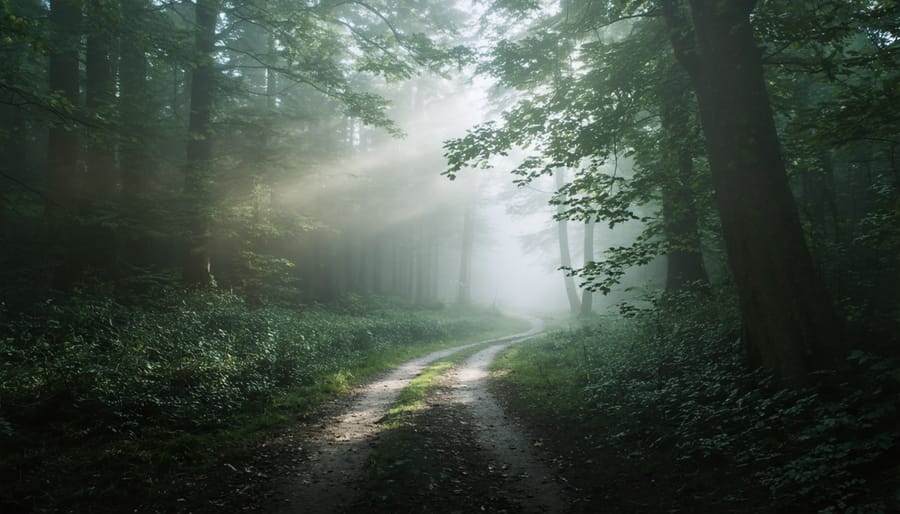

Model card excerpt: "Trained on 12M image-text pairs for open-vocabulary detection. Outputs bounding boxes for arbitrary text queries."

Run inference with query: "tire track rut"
[276,319,546,513]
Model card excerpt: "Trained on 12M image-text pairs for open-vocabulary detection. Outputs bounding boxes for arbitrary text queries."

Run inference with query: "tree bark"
[46,0,81,217]
[85,0,117,203]
[457,205,474,305]
[555,170,581,314]
[663,0,845,383]
[119,0,149,206]
[46,0,82,287]
[183,0,218,286]
[79,0,119,277]
[579,218,595,316]
[658,62,709,292]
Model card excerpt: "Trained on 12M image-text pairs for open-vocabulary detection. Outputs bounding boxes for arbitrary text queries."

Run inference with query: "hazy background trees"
[0,0,493,307]
[444,0,899,383]
[2,0,897,377]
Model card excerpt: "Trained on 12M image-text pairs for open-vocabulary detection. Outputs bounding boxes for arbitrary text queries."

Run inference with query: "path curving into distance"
[447,317,568,513]
[275,315,547,514]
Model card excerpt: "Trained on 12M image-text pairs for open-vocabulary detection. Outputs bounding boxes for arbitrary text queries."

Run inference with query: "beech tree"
[443,0,886,382]
[659,0,845,381]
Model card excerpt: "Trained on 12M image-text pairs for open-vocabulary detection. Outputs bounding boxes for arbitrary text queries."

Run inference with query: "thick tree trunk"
[664,0,845,383]
[660,157,708,292]
[183,0,218,286]
[118,0,160,273]
[555,170,581,314]
[658,64,709,292]
[579,218,595,316]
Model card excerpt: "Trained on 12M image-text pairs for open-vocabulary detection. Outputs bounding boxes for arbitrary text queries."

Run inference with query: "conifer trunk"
[46,0,81,217]
[183,0,218,286]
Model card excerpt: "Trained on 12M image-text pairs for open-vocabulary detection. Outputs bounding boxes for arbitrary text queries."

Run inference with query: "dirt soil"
[168,317,580,514]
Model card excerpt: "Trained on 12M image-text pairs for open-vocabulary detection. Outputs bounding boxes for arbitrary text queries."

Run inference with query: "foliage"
[493,290,900,513]
[444,12,717,297]
[0,290,499,433]
[0,288,515,511]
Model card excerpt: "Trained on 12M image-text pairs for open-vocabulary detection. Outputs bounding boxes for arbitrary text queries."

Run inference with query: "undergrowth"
[0,288,522,513]
[492,290,900,513]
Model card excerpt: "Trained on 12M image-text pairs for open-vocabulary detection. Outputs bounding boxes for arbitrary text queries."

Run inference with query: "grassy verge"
[490,292,900,513]
[0,289,528,513]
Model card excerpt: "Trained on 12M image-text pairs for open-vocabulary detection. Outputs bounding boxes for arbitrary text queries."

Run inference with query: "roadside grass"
[490,333,596,421]
[240,314,528,431]
[0,292,529,514]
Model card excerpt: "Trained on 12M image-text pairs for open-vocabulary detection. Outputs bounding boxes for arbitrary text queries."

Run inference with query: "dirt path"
[447,334,567,513]
[273,317,548,513]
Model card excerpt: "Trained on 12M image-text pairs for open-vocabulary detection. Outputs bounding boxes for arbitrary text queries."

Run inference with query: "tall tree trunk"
[46,0,82,287]
[579,218,595,316]
[183,0,218,286]
[555,170,581,314]
[415,224,429,304]
[85,0,116,203]
[119,0,149,207]
[457,205,474,305]
[428,235,440,301]
[81,0,118,276]
[46,0,81,217]
[658,62,708,292]
[266,32,278,112]
[663,0,845,383]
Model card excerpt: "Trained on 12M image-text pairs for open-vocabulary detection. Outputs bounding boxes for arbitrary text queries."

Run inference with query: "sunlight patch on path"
[275,321,541,514]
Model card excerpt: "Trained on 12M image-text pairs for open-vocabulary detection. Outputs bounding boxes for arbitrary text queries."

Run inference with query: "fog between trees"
[2,0,899,512]
[4,0,898,375]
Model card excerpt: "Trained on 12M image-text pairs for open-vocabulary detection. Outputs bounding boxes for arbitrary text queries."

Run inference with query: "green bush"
[0,289,499,435]
[507,289,899,513]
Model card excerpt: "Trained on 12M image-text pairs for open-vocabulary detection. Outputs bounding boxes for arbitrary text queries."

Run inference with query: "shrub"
[0,290,501,435]
[536,289,898,512]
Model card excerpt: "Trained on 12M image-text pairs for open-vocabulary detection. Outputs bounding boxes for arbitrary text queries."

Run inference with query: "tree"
[46,0,81,218]
[444,11,711,300]
[554,169,581,314]
[80,0,119,277]
[182,0,218,286]
[457,202,475,305]
[655,60,708,292]
[660,0,845,381]
[446,0,853,382]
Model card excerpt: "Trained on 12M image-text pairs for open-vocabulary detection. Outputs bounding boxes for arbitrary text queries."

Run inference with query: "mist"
[4,1,897,512]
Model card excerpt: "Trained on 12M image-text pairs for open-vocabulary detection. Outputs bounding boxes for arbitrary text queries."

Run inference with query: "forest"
[0,0,898,513]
